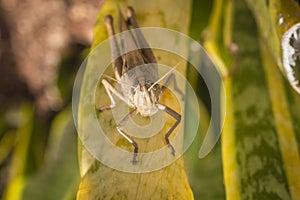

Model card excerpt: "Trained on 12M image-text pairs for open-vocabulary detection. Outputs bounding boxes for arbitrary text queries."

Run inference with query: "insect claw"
[168,143,175,157]
[132,153,138,165]
[132,144,139,164]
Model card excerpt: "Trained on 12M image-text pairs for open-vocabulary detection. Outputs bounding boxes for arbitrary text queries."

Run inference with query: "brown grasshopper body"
[99,6,183,164]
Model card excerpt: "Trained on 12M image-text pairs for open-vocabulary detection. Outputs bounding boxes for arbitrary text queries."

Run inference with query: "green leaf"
[184,98,225,199]
[203,0,300,199]
[3,105,79,200]
[3,104,34,200]
[246,0,300,94]
[20,107,80,200]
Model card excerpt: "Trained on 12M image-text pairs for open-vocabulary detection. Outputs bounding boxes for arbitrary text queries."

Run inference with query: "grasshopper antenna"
[102,74,136,89]
[148,60,184,91]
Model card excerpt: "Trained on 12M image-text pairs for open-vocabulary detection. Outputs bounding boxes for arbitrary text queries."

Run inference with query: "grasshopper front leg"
[116,109,139,164]
[157,104,181,156]
[98,79,133,112]
[105,15,123,80]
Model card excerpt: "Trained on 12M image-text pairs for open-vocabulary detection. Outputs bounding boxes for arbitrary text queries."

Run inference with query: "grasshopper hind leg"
[105,15,123,80]
[98,15,128,112]
[126,6,157,64]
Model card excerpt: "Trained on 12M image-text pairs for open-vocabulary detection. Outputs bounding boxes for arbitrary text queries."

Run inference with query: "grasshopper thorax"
[133,84,162,116]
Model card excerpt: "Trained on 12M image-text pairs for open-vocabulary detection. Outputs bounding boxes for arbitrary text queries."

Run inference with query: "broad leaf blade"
[203,0,300,199]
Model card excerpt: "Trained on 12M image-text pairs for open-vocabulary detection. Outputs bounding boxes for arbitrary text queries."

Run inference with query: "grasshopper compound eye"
[282,23,300,94]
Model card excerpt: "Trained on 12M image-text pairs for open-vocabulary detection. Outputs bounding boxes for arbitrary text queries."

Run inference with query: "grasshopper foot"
[168,143,175,157]
[132,152,138,165]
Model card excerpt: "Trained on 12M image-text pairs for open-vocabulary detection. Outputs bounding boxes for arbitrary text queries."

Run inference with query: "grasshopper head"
[133,84,162,116]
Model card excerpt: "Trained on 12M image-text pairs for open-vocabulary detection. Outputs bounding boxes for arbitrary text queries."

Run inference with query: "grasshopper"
[98,6,184,164]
